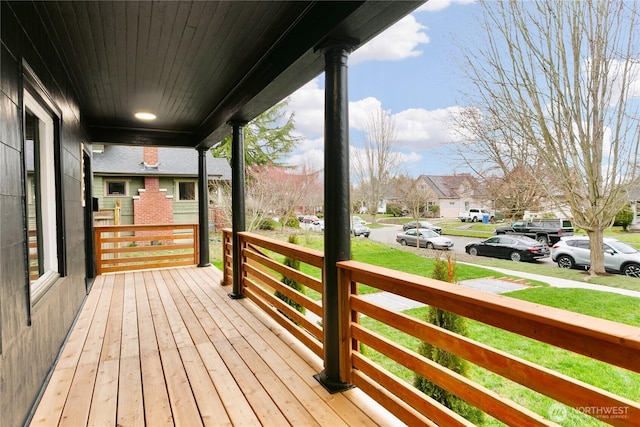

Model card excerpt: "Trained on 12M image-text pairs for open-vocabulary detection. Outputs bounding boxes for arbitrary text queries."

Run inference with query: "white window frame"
[176,179,197,202]
[105,179,128,196]
[24,90,59,299]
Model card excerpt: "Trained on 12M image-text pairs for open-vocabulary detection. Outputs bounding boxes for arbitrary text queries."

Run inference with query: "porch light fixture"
[134,112,156,121]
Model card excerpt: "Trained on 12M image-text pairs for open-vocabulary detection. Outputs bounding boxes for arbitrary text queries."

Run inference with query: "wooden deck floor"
[29,266,401,427]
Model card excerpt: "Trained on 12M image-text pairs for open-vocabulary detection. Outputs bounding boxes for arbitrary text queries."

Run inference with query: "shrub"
[386,202,404,216]
[414,253,484,425]
[614,205,634,231]
[284,215,300,228]
[258,218,277,230]
[275,234,306,317]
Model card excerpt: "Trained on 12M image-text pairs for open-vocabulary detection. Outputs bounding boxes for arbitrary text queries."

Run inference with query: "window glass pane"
[25,111,43,282]
[179,182,196,201]
[107,181,126,195]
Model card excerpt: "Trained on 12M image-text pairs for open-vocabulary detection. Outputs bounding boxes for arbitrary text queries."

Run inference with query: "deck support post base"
[314,371,354,394]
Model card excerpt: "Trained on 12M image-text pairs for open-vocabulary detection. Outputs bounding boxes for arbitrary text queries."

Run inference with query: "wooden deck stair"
[29,266,400,427]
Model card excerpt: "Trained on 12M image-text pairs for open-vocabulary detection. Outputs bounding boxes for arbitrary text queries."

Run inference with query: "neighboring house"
[92,145,231,225]
[416,174,491,218]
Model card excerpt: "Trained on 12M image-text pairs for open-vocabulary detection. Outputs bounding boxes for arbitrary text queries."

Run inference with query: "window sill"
[31,270,61,306]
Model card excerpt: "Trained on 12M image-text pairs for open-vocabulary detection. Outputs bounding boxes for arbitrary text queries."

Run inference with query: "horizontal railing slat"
[352,324,555,426]
[244,262,323,318]
[352,296,640,420]
[238,232,324,268]
[244,247,323,294]
[340,260,640,372]
[95,224,197,274]
[245,277,322,342]
[244,286,323,359]
[351,352,472,427]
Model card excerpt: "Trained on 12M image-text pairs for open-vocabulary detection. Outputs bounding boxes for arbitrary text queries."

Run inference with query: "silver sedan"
[396,228,454,250]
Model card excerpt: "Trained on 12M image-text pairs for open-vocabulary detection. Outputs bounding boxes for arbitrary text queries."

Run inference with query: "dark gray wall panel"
[1,2,88,426]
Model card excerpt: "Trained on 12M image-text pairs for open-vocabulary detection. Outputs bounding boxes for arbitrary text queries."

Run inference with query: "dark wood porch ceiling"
[18,1,423,149]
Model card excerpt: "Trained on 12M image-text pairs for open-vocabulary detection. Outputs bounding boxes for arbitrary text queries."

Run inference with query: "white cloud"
[349,97,383,131]
[286,147,324,173]
[290,78,467,154]
[351,15,429,65]
[393,106,467,149]
[289,80,325,137]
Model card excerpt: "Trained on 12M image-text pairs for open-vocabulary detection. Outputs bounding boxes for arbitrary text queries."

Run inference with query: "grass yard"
[361,287,640,426]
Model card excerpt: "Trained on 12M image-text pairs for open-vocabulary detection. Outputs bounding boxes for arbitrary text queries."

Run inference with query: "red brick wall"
[133,176,173,243]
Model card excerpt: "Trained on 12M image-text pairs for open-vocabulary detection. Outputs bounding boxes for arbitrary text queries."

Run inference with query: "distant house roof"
[419,174,477,199]
[92,145,231,180]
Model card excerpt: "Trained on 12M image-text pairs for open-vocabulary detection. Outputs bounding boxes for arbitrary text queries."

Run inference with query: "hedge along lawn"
[360,287,640,426]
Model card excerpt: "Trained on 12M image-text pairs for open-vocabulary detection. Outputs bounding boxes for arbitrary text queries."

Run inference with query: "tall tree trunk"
[586,228,606,276]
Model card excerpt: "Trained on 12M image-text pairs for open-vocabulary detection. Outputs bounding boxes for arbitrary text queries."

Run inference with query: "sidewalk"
[355,263,640,315]
[304,264,640,323]
[465,263,640,299]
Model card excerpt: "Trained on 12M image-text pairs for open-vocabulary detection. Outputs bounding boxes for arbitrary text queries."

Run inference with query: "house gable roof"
[418,174,476,199]
[93,146,231,180]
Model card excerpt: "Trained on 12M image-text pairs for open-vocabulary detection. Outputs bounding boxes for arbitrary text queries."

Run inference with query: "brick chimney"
[133,146,173,243]
[143,146,158,167]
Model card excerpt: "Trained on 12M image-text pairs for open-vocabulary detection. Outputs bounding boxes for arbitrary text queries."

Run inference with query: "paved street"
[368,222,554,266]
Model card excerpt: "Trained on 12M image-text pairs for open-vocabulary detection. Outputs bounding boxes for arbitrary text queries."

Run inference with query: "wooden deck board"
[29,266,402,427]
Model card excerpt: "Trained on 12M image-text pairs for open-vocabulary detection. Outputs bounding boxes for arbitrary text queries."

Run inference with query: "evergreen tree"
[275,235,306,316]
[414,253,484,424]
[211,99,301,167]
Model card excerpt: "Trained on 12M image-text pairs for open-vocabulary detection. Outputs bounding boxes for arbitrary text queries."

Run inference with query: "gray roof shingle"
[92,146,231,180]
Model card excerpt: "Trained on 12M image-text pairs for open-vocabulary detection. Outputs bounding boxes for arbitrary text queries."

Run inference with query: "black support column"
[229,121,247,299]
[314,41,356,393]
[197,147,211,267]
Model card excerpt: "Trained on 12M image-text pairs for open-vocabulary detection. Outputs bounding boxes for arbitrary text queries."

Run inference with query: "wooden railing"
[221,228,233,286]
[222,230,325,358]
[338,261,640,426]
[94,224,198,275]
[222,231,640,426]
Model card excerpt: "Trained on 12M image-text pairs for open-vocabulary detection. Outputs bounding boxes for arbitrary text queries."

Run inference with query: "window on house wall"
[106,180,127,196]
[177,181,197,201]
[24,90,61,298]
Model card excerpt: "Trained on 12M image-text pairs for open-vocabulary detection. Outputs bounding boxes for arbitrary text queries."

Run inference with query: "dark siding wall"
[1,2,88,426]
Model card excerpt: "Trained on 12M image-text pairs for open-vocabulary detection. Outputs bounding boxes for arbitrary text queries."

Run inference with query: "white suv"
[551,236,640,277]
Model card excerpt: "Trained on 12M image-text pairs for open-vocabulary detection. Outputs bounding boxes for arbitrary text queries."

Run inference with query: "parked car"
[551,236,640,277]
[352,223,370,238]
[465,235,550,262]
[495,218,573,245]
[396,228,453,250]
[312,220,324,232]
[402,220,442,234]
[352,216,366,226]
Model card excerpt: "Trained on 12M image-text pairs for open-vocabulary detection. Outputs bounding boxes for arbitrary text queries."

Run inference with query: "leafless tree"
[395,175,430,222]
[353,107,401,223]
[460,0,640,275]
[454,108,549,219]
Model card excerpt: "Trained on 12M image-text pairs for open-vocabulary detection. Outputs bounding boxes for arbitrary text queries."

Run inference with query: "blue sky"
[285,0,480,177]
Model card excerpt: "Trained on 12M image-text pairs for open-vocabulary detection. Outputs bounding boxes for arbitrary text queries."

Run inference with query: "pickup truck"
[458,208,494,223]
[494,218,573,245]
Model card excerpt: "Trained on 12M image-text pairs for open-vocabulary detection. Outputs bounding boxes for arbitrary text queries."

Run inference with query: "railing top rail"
[238,231,324,268]
[95,223,197,231]
[338,259,640,372]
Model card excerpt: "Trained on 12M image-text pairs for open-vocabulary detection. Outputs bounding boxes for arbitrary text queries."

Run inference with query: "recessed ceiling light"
[134,112,156,120]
